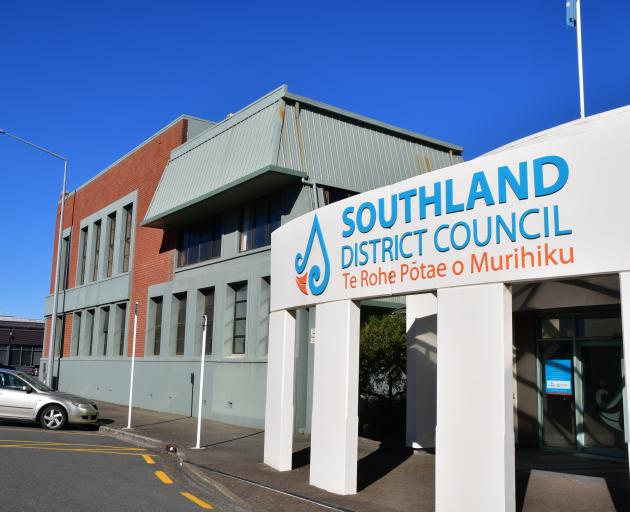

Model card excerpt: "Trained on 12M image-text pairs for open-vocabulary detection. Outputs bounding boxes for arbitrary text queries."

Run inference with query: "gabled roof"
[143,85,463,227]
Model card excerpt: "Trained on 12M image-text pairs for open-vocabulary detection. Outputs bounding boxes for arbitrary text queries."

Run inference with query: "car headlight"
[70,401,91,408]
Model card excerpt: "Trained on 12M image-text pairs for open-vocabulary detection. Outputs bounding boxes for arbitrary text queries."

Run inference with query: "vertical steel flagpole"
[194,314,208,449]
[126,302,139,429]
[576,0,585,118]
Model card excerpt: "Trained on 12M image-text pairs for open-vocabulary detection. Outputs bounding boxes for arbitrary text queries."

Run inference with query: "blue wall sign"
[545,359,573,395]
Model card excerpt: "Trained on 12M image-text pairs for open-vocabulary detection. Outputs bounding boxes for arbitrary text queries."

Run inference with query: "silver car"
[0,369,99,430]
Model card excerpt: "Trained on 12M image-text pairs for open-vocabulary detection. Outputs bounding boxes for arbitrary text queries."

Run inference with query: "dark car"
[0,362,16,370]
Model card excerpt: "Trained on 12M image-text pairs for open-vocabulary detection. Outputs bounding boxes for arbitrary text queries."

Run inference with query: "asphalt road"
[0,421,225,512]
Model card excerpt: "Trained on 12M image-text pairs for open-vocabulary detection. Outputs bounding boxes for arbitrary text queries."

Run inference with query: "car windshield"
[17,372,53,392]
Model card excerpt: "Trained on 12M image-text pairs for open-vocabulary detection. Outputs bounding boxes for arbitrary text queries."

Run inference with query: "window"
[92,221,101,281]
[122,204,133,272]
[323,186,355,205]
[0,345,7,365]
[106,213,116,277]
[115,303,127,356]
[258,277,271,355]
[59,234,71,290]
[53,315,63,357]
[178,216,221,268]
[78,227,88,285]
[0,372,25,390]
[239,195,282,251]
[86,309,95,356]
[151,298,163,356]
[174,293,187,356]
[231,282,248,354]
[199,288,215,355]
[9,347,21,366]
[20,347,33,366]
[72,311,82,356]
[100,307,110,356]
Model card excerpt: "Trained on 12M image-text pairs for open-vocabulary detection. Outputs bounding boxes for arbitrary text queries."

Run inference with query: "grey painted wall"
[57,358,267,428]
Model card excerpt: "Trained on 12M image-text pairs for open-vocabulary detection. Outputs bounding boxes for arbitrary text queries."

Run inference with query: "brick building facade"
[43,86,462,428]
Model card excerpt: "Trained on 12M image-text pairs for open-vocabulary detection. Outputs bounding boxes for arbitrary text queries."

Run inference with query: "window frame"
[239,195,282,252]
[78,226,88,285]
[122,204,133,273]
[91,220,102,282]
[199,287,215,355]
[231,282,248,355]
[106,212,116,278]
[116,303,127,357]
[177,215,222,268]
[174,293,187,356]
[151,297,163,356]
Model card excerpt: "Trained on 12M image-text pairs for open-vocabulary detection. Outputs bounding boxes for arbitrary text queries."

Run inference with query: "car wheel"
[40,405,67,430]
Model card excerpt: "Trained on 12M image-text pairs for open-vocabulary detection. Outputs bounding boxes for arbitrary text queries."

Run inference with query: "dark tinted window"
[239,195,282,251]
[178,216,222,267]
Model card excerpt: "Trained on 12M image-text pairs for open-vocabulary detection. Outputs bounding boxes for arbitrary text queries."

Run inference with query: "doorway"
[538,311,628,457]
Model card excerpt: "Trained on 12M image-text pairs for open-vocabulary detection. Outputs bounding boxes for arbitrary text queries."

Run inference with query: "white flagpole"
[126,302,139,429]
[576,0,585,118]
[194,314,208,449]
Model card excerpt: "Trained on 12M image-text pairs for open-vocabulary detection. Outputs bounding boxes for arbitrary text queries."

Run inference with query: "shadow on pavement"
[357,441,413,492]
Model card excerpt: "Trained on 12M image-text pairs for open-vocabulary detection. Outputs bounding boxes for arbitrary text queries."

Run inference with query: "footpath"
[96,401,628,512]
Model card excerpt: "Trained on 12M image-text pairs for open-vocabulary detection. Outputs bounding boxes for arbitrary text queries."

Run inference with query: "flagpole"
[576,0,585,118]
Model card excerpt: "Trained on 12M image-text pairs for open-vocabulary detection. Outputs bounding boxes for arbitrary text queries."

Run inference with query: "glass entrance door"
[577,341,626,456]
[538,312,628,458]
[540,340,576,449]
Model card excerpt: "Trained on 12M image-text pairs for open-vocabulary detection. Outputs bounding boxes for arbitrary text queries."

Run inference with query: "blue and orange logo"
[295,214,330,296]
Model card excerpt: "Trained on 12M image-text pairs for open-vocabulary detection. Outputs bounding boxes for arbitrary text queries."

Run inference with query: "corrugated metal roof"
[144,94,285,225]
[279,102,462,193]
[143,86,463,225]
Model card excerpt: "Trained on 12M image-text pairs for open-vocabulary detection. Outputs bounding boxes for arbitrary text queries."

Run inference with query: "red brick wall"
[62,313,73,358]
[46,119,188,357]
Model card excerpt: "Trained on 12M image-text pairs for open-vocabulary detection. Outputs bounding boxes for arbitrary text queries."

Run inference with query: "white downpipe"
[195,314,208,449]
[126,302,139,429]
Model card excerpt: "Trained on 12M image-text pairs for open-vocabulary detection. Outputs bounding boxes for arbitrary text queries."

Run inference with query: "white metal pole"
[47,158,67,388]
[126,302,139,429]
[195,314,208,449]
[576,0,586,118]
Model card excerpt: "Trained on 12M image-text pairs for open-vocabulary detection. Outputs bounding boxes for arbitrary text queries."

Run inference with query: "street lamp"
[0,129,68,388]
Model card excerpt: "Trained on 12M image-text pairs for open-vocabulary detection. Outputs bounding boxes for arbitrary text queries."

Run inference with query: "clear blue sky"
[1,1,629,319]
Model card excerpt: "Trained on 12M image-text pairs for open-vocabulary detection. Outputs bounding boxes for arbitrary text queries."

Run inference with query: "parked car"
[0,369,98,430]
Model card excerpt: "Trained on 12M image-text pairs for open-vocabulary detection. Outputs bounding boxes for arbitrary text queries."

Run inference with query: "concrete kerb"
[98,425,165,451]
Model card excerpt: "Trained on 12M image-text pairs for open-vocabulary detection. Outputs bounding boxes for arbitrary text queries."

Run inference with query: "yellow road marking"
[154,470,173,485]
[180,492,214,509]
[0,445,149,456]
[0,439,145,450]
[0,426,102,437]
[142,454,155,464]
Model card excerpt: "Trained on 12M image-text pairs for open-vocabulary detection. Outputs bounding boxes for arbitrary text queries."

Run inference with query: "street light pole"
[0,129,68,387]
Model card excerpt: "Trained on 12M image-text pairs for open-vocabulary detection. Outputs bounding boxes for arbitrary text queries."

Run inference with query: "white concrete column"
[263,309,297,471]
[436,283,515,512]
[617,272,630,464]
[310,299,360,495]
[406,292,438,449]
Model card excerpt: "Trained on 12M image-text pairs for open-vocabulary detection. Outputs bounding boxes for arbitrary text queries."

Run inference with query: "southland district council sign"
[270,107,630,312]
